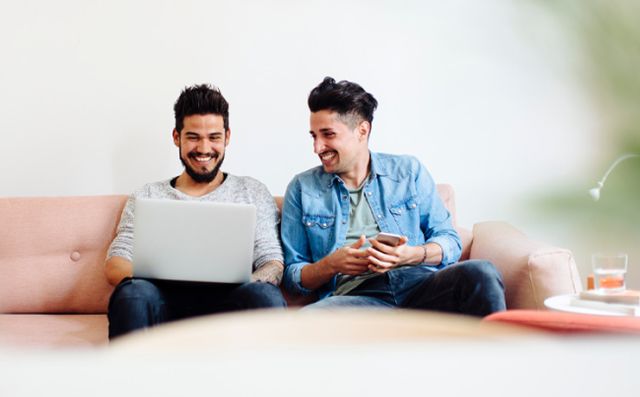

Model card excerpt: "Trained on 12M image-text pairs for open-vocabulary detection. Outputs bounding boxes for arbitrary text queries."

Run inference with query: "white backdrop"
[0,0,598,229]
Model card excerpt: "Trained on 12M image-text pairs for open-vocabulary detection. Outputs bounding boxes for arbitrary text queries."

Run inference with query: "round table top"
[545,294,640,317]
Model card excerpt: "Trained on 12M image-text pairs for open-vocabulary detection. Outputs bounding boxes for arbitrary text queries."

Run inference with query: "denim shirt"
[280,152,462,298]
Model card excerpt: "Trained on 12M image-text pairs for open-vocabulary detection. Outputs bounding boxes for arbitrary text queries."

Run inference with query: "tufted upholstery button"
[70,251,81,261]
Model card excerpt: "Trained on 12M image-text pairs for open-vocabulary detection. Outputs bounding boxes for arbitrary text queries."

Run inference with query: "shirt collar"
[369,152,390,178]
[322,151,389,189]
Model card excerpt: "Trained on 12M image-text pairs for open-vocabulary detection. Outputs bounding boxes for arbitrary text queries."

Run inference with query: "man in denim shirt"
[281,77,506,315]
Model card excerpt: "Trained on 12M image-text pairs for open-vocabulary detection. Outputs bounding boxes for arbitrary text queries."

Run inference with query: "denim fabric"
[281,152,462,298]
[304,260,506,316]
[108,278,286,339]
[303,295,394,309]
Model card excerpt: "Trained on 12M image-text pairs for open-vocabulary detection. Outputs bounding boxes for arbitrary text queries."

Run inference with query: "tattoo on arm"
[251,260,284,286]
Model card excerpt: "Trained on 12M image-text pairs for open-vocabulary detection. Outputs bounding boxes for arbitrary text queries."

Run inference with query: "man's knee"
[458,260,503,286]
[109,278,163,308]
[108,278,166,339]
[233,282,287,308]
[456,260,506,314]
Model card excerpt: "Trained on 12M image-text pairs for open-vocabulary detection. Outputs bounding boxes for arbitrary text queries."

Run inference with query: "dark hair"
[308,77,378,128]
[173,84,229,133]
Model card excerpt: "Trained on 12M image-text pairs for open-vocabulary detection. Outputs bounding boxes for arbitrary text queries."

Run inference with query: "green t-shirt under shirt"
[334,181,381,296]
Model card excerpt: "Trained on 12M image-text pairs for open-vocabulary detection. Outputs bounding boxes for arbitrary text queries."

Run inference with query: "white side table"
[544,294,640,317]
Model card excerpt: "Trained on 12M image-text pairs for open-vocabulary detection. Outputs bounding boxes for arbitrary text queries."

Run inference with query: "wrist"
[421,244,428,263]
[406,245,425,265]
[319,255,338,276]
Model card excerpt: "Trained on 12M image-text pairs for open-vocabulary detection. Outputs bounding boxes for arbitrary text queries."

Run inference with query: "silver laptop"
[132,198,256,283]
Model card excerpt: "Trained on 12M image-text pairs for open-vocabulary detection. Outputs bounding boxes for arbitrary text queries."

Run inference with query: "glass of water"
[592,253,628,293]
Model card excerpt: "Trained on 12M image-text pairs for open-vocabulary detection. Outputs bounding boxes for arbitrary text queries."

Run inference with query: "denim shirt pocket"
[301,213,336,261]
[388,196,420,241]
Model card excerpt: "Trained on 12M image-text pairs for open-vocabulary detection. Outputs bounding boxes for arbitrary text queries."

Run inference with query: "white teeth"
[320,152,336,160]
[195,156,212,162]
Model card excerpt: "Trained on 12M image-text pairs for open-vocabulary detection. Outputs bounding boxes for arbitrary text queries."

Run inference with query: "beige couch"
[0,185,582,348]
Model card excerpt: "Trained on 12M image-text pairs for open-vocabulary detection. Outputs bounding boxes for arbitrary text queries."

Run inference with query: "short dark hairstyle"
[173,84,229,133]
[308,77,378,128]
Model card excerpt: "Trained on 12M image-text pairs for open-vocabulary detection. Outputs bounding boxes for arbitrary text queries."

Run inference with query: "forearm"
[104,256,133,286]
[251,260,284,286]
[300,257,337,291]
[404,242,443,266]
[300,237,371,289]
[422,242,443,265]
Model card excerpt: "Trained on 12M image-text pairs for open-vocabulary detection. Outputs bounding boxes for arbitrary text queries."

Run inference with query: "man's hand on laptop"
[251,260,284,286]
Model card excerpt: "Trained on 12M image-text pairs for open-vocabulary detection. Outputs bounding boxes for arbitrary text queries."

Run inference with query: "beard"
[179,148,225,184]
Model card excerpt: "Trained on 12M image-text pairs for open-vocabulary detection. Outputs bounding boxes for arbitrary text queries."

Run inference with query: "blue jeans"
[305,260,506,316]
[108,278,286,339]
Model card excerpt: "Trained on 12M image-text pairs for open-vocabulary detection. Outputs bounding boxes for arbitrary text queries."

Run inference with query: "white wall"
[0,0,598,228]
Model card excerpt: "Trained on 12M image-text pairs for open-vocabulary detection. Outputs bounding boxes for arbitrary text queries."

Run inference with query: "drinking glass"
[592,253,628,293]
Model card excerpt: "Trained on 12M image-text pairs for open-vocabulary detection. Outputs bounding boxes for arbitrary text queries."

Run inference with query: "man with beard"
[105,84,286,339]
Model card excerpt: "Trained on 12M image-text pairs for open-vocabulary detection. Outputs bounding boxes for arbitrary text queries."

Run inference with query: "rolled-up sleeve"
[251,182,285,270]
[280,178,315,295]
[106,194,136,262]
[416,161,462,265]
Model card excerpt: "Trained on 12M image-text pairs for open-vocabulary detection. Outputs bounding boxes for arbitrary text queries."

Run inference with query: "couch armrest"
[470,221,582,310]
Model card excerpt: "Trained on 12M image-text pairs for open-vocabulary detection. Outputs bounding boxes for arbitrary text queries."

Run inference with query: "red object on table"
[483,310,640,334]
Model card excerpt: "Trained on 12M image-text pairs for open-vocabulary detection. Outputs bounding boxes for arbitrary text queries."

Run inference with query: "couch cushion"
[471,221,582,310]
[0,196,126,314]
[0,314,108,347]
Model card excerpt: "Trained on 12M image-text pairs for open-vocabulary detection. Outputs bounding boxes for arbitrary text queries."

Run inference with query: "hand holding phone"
[374,232,403,247]
[369,233,410,273]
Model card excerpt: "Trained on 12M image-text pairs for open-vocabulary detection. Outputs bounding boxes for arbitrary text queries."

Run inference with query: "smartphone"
[375,232,403,246]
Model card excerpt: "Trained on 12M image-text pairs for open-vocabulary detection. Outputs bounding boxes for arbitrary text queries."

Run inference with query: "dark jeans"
[108,278,287,339]
[306,260,506,316]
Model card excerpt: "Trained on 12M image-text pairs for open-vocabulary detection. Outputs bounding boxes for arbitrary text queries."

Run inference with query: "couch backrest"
[0,195,128,314]
[0,184,458,314]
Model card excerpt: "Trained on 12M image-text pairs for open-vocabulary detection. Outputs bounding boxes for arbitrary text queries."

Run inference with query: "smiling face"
[173,114,230,184]
[309,110,370,177]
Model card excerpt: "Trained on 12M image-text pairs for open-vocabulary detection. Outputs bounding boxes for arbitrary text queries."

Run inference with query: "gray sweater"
[107,174,284,270]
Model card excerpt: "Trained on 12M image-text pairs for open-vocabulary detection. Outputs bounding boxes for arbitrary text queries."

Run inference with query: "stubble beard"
[179,147,225,184]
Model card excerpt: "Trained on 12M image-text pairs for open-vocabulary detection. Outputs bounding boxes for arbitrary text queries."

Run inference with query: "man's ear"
[172,129,180,147]
[358,120,371,141]
[225,129,231,147]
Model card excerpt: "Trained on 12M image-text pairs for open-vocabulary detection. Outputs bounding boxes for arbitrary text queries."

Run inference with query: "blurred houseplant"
[527,0,640,285]
[532,0,640,243]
